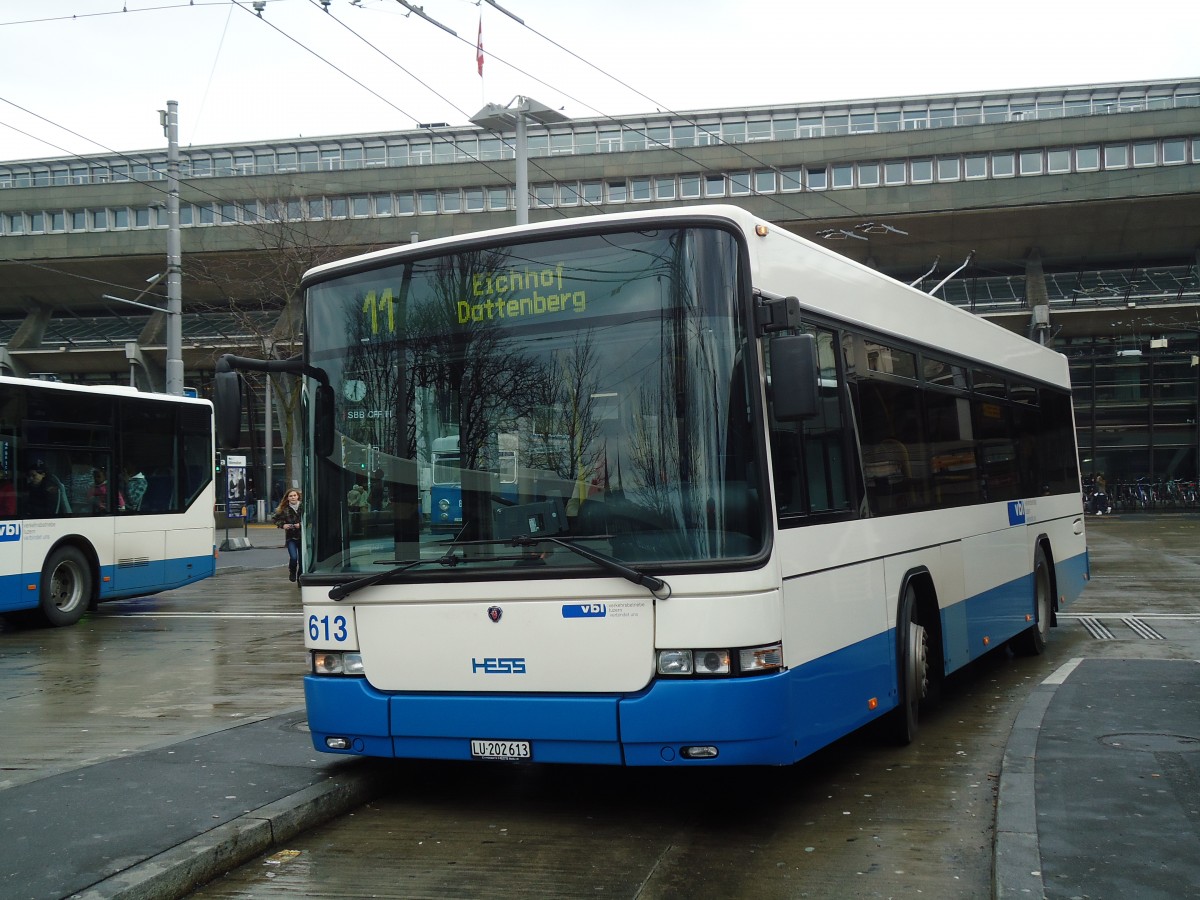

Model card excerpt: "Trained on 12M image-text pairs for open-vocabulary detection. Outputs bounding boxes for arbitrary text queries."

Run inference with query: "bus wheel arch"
[1013,538,1055,656]
[38,540,96,627]
[888,569,942,746]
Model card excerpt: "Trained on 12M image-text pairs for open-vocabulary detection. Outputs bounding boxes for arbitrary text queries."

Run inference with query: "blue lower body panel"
[305,630,897,767]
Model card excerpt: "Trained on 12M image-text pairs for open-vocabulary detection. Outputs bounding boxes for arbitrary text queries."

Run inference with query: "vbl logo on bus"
[0,523,20,542]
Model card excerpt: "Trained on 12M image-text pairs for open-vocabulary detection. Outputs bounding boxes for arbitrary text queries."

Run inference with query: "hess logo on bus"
[471,657,527,674]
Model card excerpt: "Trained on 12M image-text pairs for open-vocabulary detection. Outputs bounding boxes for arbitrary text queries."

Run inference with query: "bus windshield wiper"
[328,541,464,602]
[511,534,672,600]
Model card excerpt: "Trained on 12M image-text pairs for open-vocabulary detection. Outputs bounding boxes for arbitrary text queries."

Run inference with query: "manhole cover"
[1100,732,1200,753]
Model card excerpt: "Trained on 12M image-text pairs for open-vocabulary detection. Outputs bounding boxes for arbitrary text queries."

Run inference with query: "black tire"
[1013,544,1051,656]
[39,545,93,627]
[889,582,929,746]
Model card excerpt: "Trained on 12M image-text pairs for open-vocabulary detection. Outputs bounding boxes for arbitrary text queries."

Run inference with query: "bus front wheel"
[890,583,929,745]
[39,546,93,627]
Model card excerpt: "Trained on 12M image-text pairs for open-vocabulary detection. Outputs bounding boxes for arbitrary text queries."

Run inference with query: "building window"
[375,194,394,216]
[728,172,750,195]
[672,125,696,148]
[831,164,854,188]
[754,170,776,193]
[992,152,1015,177]
[1076,146,1100,171]
[1047,149,1071,173]
[487,187,509,210]
[307,199,324,220]
[884,160,906,184]
[558,184,579,206]
[440,190,461,213]
[1019,151,1043,175]
[1132,142,1157,166]
[606,180,628,203]
[850,112,875,134]
[805,166,828,190]
[135,208,151,228]
[49,211,65,232]
[534,184,555,208]
[327,197,347,218]
[654,177,677,200]
[910,159,933,183]
[396,193,416,215]
[779,168,801,192]
[70,210,87,230]
[857,163,880,187]
[198,204,215,225]
[351,196,370,217]
[92,209,108,229]
[773,116,797,139]
[581,182,603,204]
[937,158,960,181]
[464,188,485,211]
[418,191,438,214]
[721,122,746,144]
[679,175,701,199]
[179,205,193,226]
[630,177,652,201]
[704,174,725,198]
[6,213,24,234]
[112,208,129,229]
[1104,145,1128,168]
[1162,139,1186,165]
[965,155,987,179]
[28,212,44,232]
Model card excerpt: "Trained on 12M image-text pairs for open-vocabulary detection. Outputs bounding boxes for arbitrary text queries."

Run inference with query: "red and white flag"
[476,17,484,76]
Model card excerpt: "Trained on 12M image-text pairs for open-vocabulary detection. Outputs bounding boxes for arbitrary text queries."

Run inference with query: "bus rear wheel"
[39,546,92,627]
[889,583,929,745]
[1013,545,1052,656]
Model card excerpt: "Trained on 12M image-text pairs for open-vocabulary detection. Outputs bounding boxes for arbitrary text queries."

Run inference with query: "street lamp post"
[470,96,567,225]
[161,100,183,396]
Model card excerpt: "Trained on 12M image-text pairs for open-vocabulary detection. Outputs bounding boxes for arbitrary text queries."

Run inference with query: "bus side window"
[767,326,853,520]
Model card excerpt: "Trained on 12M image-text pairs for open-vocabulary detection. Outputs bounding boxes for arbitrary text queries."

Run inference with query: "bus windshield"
[305,226,763,576]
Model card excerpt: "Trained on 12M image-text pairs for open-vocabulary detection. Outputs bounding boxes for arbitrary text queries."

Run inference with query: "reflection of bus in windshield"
[0,377,216,627]
[216,204,1088,767]
[429,434,517,533]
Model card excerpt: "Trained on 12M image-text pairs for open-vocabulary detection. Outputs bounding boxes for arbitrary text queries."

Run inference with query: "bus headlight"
[695,649,731,674]
[657,648,730,675]
[312,651,365,676]
[657,649,692,675]
[438,498,451,511]
[657,642,782,677]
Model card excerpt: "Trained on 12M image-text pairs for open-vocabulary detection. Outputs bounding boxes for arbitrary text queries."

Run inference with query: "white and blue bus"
[0,377,217,627]
[217,205,1087,766]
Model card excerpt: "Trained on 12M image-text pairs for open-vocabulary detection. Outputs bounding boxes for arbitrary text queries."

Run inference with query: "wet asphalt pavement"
[0,516,1197,899]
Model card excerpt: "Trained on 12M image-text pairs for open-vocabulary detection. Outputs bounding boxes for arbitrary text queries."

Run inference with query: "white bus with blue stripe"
[217,205,1087,766]
[0,377,217,627]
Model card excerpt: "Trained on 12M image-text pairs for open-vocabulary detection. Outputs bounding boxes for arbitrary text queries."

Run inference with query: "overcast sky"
[1,0,1196,162]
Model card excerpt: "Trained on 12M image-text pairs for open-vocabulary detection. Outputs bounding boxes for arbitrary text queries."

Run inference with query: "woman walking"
[272,489,303,582]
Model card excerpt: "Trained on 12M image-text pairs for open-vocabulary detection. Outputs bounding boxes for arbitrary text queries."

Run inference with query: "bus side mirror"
[214,357,242,450]
[315,384,335,459]
[769,333,820,421]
